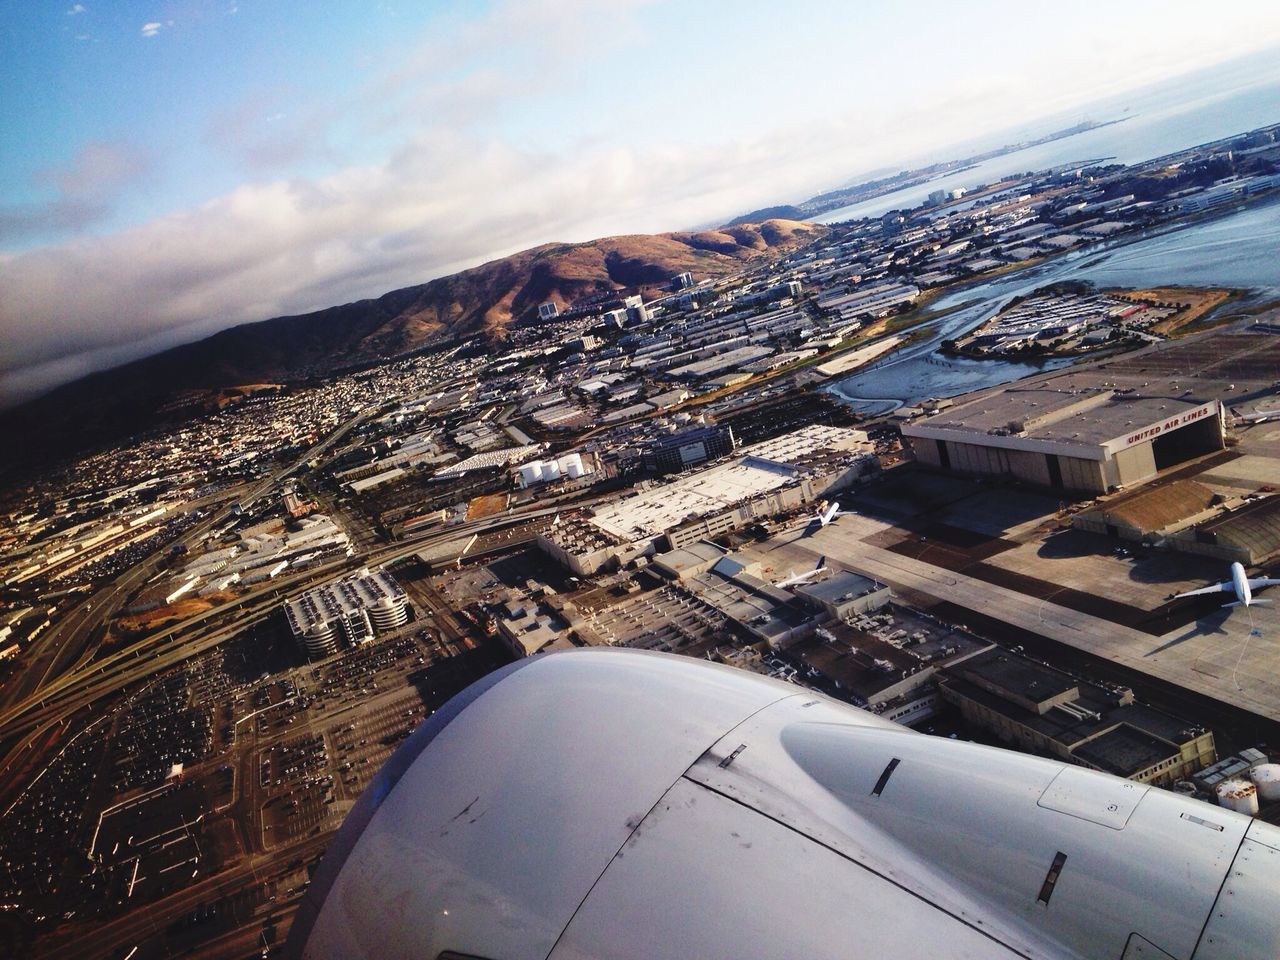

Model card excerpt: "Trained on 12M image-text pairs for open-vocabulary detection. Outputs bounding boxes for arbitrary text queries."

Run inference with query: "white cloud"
[67,4,86,15]
[5,1,1280,406]
[0,123,839,404]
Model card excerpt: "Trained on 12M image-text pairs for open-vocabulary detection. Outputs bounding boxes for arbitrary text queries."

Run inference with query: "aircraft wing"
[1247,577,1280,590]
[1171,581,1233,600]
[289,650,1280,960]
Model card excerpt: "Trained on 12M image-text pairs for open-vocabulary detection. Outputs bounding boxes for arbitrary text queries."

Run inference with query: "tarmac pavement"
[747,509,1280,724]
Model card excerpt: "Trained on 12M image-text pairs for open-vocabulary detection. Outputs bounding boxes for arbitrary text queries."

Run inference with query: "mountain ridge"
[1,219,826,470]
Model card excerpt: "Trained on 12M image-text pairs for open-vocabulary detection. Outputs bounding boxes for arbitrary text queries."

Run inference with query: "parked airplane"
[1169,561,1280,607]
[1231,406,1280,424]
[790,500,841,535]
[776,555,828,588]
[289,650,1280,960]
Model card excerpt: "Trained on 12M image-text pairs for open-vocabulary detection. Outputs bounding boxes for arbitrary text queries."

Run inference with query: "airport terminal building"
[903,379,1225,495]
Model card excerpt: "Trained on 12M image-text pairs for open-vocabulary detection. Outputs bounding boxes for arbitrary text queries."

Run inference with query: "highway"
[0,506,560,744]
[3,410,371,719]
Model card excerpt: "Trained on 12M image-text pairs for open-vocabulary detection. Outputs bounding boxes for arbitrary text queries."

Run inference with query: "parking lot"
[93,778,221,906]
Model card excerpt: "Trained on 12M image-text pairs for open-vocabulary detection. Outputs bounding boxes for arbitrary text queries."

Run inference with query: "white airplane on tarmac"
[791,500,841,535]
[1169,561,1280,608]
[1231,406,1280,424]
[775,555,828,588]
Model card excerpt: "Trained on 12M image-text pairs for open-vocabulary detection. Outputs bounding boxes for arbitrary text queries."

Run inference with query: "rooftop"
[1071,724,1174,778]
[940,649,1208,770]
[590,456,798,542]
[1195,495,1280,562]
[910,382,1211,452]
[957,652,1079,712]
[797,571,887,607]
[1077,479,1216,534]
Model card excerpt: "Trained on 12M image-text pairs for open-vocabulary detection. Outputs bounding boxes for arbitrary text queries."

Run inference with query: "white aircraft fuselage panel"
[296,650,790,960]
[1193,827,1280,959]
[1037,765,1148,829]
[289,649,1280,960]
[548,777,1023,960]
[685,698,1254,960]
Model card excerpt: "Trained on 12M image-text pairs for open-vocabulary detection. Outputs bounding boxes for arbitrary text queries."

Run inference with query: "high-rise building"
[623,295,648,324]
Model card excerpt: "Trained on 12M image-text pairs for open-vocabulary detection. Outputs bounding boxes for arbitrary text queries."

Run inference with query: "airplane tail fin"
[816,556,826,571]
[1223,601,1243,608]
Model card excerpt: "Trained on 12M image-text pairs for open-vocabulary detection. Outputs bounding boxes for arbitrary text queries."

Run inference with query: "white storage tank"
[1249,763,1280,803]
[558,453,585,479]
[542,459,562,481]
[517,462,544,487]
[1217,778,1260,816]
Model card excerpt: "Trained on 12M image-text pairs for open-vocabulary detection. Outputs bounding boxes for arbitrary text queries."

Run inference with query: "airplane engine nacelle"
[288,649,1280,960]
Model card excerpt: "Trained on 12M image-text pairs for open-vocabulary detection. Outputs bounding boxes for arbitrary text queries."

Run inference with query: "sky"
[3,1,1280,406]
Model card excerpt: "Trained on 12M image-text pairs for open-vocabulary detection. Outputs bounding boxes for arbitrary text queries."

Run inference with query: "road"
[0,507,560,750]
[4,410,372,720]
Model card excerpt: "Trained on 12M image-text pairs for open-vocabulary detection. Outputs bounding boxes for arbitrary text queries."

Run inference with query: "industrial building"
[937,648,1216,786]
[433,444,542,481]
[283,568,411,660]
[679,554,821,648]
[495,599,575,658]
[535,512,640,577]
[650,540,730,580]
[537,425,877,574]
[514,452,591,488]
[795,571,892,620]
[904,375,1225,494]
[1164,495,1280,565]
[787,615,989,722]
[1071,479,1218,542]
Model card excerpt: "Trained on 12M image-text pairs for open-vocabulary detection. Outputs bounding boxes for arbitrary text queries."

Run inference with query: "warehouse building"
[904,376,1224,494]
[937,648,1216,786]
[1072,479,1218,542]
[1164,495,1280,565]
[679,555,821,649]
[537,426,878,575]
[650,540,730,580]
[795,571,892,619]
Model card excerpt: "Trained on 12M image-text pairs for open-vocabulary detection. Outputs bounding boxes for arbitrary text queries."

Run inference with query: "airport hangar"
[902,377,1225,495]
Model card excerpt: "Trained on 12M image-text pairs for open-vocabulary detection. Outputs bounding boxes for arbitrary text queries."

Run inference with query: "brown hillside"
[353,218,826,348]
[0,219,826,467]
